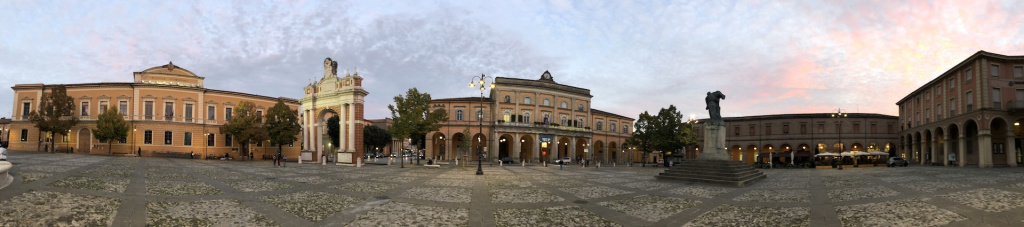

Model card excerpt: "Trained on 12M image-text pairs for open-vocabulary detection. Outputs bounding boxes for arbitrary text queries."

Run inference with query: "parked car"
[556,157,571,164]
[888,157,909,167]
[501,157,515,164]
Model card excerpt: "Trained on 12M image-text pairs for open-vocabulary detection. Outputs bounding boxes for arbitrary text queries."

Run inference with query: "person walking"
[948,152,956,166]
[137,147,141,157]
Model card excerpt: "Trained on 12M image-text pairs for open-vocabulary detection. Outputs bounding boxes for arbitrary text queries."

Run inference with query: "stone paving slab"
[2,151,1024,226]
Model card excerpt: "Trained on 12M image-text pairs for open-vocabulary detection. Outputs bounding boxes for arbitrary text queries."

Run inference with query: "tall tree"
[627,111,656,165]
[219,101,268,158]
[649,105,698,164]
[94,106,129,155]
[363,124,392,155]
[265,100,300,157]
[387,88,449,165]
[29,85,79,152]
[327,115,340,150]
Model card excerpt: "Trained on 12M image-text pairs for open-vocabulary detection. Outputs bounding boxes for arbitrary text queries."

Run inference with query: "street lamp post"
[832,109,848,170]
[204,133,209,159]
[470,74,494,175]
[132,128,137,156]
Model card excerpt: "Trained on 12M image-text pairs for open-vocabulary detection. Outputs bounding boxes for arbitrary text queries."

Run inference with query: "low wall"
[0,161,12,190]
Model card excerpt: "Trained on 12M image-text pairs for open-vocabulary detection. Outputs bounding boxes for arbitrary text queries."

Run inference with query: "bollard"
[357,157,362,167]
[500,161,503,167]
[521,160,525,167]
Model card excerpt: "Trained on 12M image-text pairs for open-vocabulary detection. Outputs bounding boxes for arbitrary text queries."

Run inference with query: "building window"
[596,121,603,131]
[185,104,194,122]
[871,124,877,133]
[164,131,173,145]
[561,116,567,126]
[207,134,215,146]
[783,125,789,134]
[20,129,28,141]
[184,132,192,146]
[887,124,894,133]
[992,64,1000,77]
[144,130,152,144]
[765,126,772,135]
[225,107,232,121]
[992,88,1002,109]
[543,99,550,106]
[965,68,972,82]
[476,110,483,121]
[144,101,154,120]
[800,124,807,134]
[966,91,973,112]
[22,102,30,120]
[818,124,824,133]
[835,124,841,134]
[950,98,956,116]
[80,101,89,116]
[949,77,956,89]
[119,101,128,116]
[749,126,755,136]
[734,126,740,135]
[257,140,263,147]
[99,101,108,114]
[853,124,861,133]
[503,111,510,122]
[524,97,531,104]
[937,104,942,119]
[578,104,584,111]
[623,125,628,133]
[543,113,550,124]
[504,95,511,103]
[208,106,215,120]
[610,123,617,132]
[164,102,174,121]
[225,134,233,147]
[523,112,531,123]
[456,110,464,121]
[561,101,568,109]
[1015,66,1023,79]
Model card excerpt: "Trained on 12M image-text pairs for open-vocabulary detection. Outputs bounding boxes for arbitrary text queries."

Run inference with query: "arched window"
[623,125,628,133]
[543,99,550,106]
[524,97,531,104]
[504,95,511,103]
[503,111,510,122]
[578,117,585,127]
[524,112,531,123]
[456,110,464,121]
[610,123,617,132]
[561,101,568,108]
[561,116,568,126]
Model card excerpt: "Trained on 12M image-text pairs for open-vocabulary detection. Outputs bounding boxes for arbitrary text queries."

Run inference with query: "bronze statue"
[705,91,725,125]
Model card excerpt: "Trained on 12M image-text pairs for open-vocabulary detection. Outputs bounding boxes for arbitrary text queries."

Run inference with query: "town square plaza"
[1,151,1024,226]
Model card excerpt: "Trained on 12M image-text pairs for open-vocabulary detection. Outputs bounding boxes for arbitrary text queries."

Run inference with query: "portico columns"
[532,135,540,163]
[513,133,521,161]
[958,136,967,167]
[943,135,951,166]
[930,137,937,165]
[1007,131,1018,167]
[978,130,993,168]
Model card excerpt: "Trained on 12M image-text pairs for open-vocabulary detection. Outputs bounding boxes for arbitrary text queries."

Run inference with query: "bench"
[424,164,441,169]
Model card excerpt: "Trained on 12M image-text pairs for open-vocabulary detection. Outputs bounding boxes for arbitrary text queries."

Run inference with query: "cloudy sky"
[3,0,1024,121]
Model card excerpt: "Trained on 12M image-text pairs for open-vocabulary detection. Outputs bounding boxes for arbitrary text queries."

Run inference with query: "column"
[918,140,924,165]
[958,136,967,167]
[930,138,938,165]
[551,137,559,163]
[338,105,347,153]
[348,104,356,152]
[978,130,993,168]
[301,110,308,151]
[490,132,499,163]
[513,133,521,161]
[425,132,435,160]
[1007,131,1018,167]
[569,138,576,161]
[533,134,541,163]
[943,135,951,166]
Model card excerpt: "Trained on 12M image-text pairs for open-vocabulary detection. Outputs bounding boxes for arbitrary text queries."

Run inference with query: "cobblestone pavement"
[2,151,1024,227]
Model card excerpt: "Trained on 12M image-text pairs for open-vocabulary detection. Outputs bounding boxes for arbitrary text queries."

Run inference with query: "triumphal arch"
[301,58,368,164]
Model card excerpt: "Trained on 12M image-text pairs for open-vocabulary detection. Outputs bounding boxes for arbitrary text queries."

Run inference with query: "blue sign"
[540,134,553,143]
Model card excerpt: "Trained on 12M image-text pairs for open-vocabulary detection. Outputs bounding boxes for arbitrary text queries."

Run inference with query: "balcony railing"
[495,121,592,132]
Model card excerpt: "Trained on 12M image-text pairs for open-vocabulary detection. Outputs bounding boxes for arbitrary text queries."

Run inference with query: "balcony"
[1007,100,1024,115]
[495,121,592,132]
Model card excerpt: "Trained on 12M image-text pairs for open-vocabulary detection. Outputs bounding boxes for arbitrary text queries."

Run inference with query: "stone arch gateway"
[301,58,369,165]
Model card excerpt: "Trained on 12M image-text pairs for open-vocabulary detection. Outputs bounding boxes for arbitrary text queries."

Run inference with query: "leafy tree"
[363,124,392,155]
[327,115,340,150]
[649,105,698,165]
[219,101,268,158]
[29,85,79,152]
[94,106,128,154]
[627,111,656,166]
[459,128,471,166]
[387,88,449,165]
[265,100,300,157]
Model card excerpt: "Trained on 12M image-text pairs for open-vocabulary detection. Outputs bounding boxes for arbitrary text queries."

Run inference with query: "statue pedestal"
[701,124,730,160]
[655,123,766,187]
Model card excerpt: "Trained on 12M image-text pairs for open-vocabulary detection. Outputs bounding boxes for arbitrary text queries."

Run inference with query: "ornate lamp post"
[470,74,494,175]
[832,108,847,170]
[203,133,209,159]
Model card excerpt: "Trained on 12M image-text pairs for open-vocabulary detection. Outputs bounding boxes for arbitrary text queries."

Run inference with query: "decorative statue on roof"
[323,58,339,78]
[705,90,726,125]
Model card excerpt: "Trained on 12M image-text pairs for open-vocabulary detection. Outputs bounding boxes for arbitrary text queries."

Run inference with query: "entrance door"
[78,129,91,153]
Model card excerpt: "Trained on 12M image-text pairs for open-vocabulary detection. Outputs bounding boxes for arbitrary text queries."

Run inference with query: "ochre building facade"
[425,71,635,164]
[8,62,301,159]
[897,51,1024,167]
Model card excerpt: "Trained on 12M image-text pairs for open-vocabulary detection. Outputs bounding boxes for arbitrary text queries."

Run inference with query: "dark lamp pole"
[832,109,847,170]
[470,74,494,175]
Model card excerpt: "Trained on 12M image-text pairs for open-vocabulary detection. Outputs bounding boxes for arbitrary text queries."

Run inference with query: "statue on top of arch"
[323,58,339,78]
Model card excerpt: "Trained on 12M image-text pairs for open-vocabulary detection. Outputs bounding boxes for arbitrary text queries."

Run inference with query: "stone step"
[656,160,767,187]
[658,170,763,179]
[655,174,766,187]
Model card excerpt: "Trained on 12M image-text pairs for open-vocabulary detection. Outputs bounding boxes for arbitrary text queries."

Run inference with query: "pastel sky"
[3,0,1024,121]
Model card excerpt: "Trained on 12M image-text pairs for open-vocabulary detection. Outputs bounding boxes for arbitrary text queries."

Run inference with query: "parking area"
[1,151,1024,226]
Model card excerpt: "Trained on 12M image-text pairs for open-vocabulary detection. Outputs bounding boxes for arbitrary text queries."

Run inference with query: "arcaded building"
[425,71,635,164]
[8,62,302,159]
[897,51,1024,167]
[691,113,899,165]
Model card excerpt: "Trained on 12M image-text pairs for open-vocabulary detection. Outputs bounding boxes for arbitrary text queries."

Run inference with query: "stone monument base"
[656,160,766,187]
